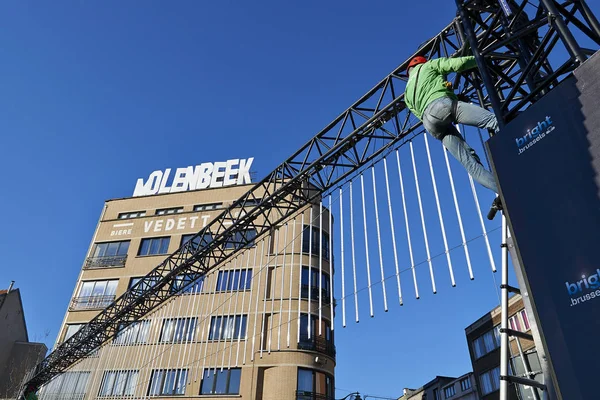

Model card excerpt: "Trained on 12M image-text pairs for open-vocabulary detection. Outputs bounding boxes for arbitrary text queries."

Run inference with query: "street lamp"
[337,392,362,400]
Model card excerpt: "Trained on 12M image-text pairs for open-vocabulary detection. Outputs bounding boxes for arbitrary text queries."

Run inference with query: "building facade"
[41,167,336,400]
[464,294,543,400]
[0,286,47,400]
[398,373,478,400]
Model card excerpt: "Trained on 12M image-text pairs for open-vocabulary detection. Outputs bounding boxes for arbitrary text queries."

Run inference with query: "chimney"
[7,281,14,293]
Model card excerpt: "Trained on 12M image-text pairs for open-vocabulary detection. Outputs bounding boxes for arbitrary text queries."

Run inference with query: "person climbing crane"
[404,55,502,215]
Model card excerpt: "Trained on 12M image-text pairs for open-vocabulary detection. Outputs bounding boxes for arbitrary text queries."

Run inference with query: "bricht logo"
[565,270,600,307]
[515,116,555,155]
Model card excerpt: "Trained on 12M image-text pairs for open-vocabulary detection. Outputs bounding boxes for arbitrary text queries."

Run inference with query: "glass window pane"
[228,369,241,394]
[94,243,107,257]
[521,310,530,330]
[214,370,228,394]
[92,281,107,297]
[150,239,160,255]
[117,241,130,255]
[175,370,187,395]
[163,370,176,395]
[297,368,313,392]
[80,282,94,297]
[201,370,215,394]
[160,238,170,254]
[139,239,150,256]
[105,280,118,296]
[106,242,119,256]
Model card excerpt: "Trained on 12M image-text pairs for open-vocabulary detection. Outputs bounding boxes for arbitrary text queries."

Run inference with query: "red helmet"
[407,56,427,71]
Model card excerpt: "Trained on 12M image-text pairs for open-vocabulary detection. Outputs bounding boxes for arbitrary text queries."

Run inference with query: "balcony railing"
[301,285,331,304]
[84,255,127,269]
[296,391,335,400]
[70,295,116,311]
[298,334,336,358]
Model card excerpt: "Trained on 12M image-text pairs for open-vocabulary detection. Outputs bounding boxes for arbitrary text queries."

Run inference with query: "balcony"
[70,295,116,311]
[296,391,335,400]
[301,285,331,304]
[298,334,336,358]
[84,255,127,269]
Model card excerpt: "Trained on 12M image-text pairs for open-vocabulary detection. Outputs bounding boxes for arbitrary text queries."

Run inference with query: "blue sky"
[0,0,557,398]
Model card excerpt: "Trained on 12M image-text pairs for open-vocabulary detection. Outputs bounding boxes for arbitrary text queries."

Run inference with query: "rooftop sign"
[133,158,254,197]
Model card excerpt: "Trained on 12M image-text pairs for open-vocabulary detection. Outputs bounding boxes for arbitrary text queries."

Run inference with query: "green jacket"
[404,56,477,119]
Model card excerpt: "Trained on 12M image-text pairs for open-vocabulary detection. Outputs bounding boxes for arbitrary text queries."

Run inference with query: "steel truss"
[27,0,600,392]
[455,1,600,399]
[28,21,470,390]
[456,0,600,125]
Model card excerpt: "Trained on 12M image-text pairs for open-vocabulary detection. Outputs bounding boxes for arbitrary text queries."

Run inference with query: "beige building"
[465,294,542,400]
[40,173,336,400]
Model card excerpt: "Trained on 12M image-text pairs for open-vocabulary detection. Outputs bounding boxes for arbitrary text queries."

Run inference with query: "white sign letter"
[224,159,239,186]
[195,163,214,189]
[237,157,254,184]
[210,162,227,188]
[165,219,175,231]
[158,169,172,194]
[171,168,189,193]
[133,170,163,197]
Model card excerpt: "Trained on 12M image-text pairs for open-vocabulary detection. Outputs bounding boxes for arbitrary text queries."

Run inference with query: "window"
[216,269,252,292]
[148,369,187,396]
[138,237,170,256]
[509,309,531,332]
[99,370,138,397]
[433,388,441,400]
[224,229,257,249]
[156,207,183,215]
[181,233,213,252]
[472,326,501,359]
[42,371,90,400]
[113,321,151,345]
[297,368,334,400]
[73,280,118,310]
[460,377,472,391]
[208,315,247,340]
[480,366,501,395]
[118,211,146,219]
[520,309,530,330]
[444,384,456,398]
[160,318,197,343]
[87,241,130,268]
[92,241,130,258]
[301,266,331,303]
[200,368,241,395]
[302,226,330,260]
[171,273,204,294]
[298,314,335,357]
[129,276,160,296]
[194,203,223,211]
[64,324,84,342]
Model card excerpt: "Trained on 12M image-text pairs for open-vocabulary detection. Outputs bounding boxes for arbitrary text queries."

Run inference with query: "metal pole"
[576,0,600,40]
[539,0,587,63]
[500,215,509,400]
[455,0,507,128]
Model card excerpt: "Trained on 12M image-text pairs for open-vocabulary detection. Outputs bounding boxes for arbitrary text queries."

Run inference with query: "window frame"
[301,225,330,261]
[159,318,197,343]
[208,315,248,341]
[138,236,171,256]
[459,377,472,391]
[215,269,252,292]
[444,384,456,398]
[155,207,184,215]
[98,370,139,397]
[147,369,188,396]
[199,368,241,395]
[117,211,146,219]
[193,202,223,211]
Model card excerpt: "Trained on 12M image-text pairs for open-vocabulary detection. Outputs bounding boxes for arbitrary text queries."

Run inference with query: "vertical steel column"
[539,0,588,63]
[455,0,507,127]
[500,215,509,400]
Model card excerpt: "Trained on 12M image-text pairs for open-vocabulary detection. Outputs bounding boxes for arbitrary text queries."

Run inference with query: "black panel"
[487,51,600,400]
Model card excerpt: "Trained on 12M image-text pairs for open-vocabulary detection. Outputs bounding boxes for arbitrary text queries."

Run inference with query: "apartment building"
[40,159,336,400]
[465,295,543,400]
